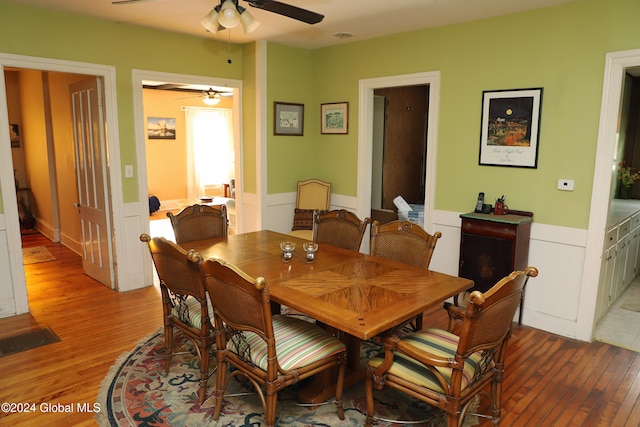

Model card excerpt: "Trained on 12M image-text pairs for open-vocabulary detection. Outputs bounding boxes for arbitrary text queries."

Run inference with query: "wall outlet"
[558,179,575,191]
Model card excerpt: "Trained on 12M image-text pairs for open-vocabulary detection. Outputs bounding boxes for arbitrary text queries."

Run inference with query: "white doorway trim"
[357,72,441,235]
[0,53,121,311]
[131,70,243,286]
[578,49,640,341]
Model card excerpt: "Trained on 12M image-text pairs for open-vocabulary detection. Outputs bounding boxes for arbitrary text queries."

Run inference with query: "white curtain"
[183,107,234,199]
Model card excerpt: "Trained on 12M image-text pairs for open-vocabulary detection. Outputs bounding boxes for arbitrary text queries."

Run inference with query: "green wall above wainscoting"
[0,0,244,207]
[266,0,640,229]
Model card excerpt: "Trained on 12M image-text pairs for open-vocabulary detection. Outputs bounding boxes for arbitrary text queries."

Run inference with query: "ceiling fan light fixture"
[218,0,241,29]
[200,6,221,33]
[203,95,221,106]
[240,9,260,34]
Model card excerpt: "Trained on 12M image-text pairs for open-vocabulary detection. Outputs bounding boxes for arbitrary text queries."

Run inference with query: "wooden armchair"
[198,257,347,427]
[139,234,214,404]
[365,267,538,427]
[290,179,331,240]
[167,204,228,244]
[313,209,371,251]
[370,220,442,329]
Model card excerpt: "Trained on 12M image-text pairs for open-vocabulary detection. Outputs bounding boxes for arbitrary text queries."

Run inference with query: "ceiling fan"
[112,0,324,27]
[173,88,233,105]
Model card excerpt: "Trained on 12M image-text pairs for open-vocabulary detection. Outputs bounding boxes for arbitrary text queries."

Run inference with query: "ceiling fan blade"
[245,0,324,25]
[112,0,160,5]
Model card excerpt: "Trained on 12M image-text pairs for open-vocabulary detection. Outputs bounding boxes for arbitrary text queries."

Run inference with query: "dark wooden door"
[375,86,428,210]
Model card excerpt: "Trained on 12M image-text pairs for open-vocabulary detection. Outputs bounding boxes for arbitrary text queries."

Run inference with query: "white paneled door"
[70,78,114,288]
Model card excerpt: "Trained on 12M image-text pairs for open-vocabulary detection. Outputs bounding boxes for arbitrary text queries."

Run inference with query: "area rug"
[97,329,479,427]
[22,246,56,265]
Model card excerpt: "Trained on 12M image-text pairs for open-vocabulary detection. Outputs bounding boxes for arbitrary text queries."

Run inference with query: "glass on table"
[302,242,318,262]
[280,241,296,262]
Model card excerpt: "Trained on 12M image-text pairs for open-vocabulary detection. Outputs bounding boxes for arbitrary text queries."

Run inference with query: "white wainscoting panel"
[432,209,589,340]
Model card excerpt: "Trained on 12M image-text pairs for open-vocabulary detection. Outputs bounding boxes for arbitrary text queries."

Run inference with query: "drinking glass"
[280,241,295,262]
[302,242,318,262]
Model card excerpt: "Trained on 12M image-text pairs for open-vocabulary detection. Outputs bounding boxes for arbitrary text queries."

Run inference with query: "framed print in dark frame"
[274,102,304,136]
[479,88,543,168]
[320,102,348,134]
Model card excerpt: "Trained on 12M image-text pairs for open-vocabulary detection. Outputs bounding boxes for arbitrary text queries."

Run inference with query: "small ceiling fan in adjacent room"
[176,88,233,106]
[112,0,324,34]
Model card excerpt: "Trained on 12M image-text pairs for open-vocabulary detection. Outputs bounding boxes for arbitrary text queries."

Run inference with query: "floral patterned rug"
[96,329,478,427]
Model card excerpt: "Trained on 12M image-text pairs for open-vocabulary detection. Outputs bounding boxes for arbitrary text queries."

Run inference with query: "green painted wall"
[266,44,318,193]
[2,0,640,230]
[0,0,244,206]
[272,0,639,229]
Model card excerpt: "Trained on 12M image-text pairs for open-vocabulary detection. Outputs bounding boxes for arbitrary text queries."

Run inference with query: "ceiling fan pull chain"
[227,29,232,64]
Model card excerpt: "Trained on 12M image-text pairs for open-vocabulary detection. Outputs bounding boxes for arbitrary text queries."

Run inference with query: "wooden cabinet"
[595,209,640,324]
[459,211,533,324]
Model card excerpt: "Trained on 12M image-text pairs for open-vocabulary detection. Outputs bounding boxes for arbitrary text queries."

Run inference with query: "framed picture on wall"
[479,88,543,168]
[321,102,348,134]
[274,102,304,136]
[10,124,20,147]
[147,117,176,139]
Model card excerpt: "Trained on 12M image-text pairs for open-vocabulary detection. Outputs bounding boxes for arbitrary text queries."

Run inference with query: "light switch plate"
[558,179,574,191]
[125,165,134,178]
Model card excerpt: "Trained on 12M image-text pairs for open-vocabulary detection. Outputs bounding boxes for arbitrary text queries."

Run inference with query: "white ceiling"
[7,0,576,49]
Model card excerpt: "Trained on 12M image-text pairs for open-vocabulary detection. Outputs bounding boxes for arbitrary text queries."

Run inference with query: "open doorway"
[576,49,640,342]
[130,71,243,277]
[371,85,428,225]
[5,68,115,285]
[356,72,440,254]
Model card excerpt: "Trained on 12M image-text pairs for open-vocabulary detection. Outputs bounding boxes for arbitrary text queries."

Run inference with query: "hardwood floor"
[0,232,162,426]
[2,232,640,426]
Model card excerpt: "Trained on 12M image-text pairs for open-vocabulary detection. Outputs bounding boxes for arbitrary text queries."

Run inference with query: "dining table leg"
[296,326,364,405]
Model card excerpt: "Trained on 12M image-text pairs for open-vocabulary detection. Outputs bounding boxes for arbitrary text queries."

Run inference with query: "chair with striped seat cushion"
[171,296,214,330]
[198,257,347,427]
[365,267,538,427]
[370,220,442,330]
[167,204,228,244]
[367,328,488,393]
[140,234,214,404]
[313,209,371,251]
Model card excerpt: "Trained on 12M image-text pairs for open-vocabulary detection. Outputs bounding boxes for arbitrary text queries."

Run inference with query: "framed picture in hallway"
[479,88,543,168]
[147,117,176,140]
[274,102,304,136]
[10,124,20,147]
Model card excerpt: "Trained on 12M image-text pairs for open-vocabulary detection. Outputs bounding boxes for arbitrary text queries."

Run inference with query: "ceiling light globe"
[203,96,221,106]
[240,10,260,34]
[218,1,240,28]
[200,8,220,33]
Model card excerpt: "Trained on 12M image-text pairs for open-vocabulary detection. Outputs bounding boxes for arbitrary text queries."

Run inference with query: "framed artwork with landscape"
[274,102,304,136]
[479,88,543,168]
[320,102,348,134]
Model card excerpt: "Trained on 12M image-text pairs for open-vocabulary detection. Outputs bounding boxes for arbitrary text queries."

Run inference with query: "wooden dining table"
[181,230,473,403]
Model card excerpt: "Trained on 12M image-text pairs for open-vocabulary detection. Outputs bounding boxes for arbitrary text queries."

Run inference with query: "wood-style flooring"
[2,232,640,426]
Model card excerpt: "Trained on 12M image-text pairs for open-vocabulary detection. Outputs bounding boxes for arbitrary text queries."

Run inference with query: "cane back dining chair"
[289,179,331,240]
[365,266,538,427]
[198,257,347,427]
[370,220,442,330]
[167,204,228,244]
[313,209,372,251]
[140,234,215,404]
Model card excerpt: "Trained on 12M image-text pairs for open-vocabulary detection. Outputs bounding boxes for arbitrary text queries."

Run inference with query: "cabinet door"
[614,238,628,302]
[629,226,640,281]
[597,245,616,322]
[459,233,514,293]
[604,245,617,313]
